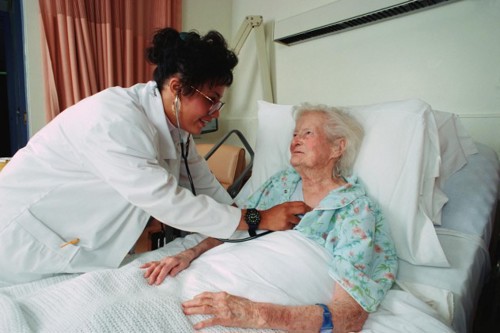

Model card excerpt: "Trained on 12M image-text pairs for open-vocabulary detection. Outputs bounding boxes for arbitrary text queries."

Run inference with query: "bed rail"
[202,129,254,198]
[146,130,255,251]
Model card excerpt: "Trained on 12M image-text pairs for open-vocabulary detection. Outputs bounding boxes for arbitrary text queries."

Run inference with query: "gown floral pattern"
[238,167,398,312]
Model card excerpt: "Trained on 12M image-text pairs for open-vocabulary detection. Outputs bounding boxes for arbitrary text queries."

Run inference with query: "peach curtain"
[39,0,182,121]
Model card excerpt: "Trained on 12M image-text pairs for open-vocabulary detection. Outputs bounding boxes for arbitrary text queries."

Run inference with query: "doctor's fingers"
[280,201,311,226]
[283,201,312,215]
[262,202,311,230]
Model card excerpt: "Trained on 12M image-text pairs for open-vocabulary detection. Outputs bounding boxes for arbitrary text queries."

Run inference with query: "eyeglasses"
[191,86,225,116]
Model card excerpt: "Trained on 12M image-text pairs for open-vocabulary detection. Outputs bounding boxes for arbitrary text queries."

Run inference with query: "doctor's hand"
[259,201,311,231]
[182,291,263,330]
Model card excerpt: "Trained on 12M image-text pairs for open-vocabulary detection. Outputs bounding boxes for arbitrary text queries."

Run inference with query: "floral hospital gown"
[238,167,398,312]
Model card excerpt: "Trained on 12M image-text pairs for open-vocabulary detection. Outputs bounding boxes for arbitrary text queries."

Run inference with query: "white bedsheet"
[439,143,500,242]
[0,232,454,333]
[397,229,490,333]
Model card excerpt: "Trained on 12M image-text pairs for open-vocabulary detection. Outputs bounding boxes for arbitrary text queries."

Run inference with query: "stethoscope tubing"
[216,230,274,243]
[174,94,197,195]
[172,93,273,243]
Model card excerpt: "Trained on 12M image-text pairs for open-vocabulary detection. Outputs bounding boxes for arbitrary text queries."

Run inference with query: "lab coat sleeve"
[79,115,240,239]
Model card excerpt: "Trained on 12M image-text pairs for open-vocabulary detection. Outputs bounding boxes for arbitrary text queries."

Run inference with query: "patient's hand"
[141,250,195,285]
[141,237,222,285]
[182,291,264,330]
[183,286,368,332]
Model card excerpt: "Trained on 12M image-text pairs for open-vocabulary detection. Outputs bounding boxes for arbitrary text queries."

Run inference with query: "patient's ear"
[331,138,346,158]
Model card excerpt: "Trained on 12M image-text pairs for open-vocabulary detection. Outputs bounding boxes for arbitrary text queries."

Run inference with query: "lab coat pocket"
[6,209,80,275]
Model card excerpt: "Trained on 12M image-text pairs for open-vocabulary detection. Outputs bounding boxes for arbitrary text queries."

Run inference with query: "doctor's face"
[178,84,226,135]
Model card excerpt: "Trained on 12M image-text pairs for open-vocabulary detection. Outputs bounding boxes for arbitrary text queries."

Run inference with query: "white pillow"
[236,99,450,267]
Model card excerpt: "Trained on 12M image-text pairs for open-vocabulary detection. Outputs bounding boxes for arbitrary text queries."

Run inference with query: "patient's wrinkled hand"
[182,291,264,330]
[141,249,195,285]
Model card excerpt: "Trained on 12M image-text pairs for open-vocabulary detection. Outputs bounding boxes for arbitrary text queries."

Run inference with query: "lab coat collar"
[140,81,182,160]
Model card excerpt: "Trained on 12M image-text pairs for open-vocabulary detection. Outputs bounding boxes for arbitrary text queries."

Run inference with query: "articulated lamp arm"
[231,16,274,102]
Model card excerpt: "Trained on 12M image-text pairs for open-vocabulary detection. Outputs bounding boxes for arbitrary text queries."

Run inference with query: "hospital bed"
[0,99,498,333]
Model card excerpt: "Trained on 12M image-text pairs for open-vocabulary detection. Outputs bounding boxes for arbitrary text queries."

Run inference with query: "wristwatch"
[316,303,334,333]
[244,208,261,237]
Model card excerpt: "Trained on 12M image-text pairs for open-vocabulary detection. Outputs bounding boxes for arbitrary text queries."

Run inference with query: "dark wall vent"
[275,0,460,46]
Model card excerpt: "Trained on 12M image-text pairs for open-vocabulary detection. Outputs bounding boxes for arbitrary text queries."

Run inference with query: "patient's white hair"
[293,103,364,178]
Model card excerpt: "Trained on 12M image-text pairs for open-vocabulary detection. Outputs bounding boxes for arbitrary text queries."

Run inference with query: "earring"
[173,95,181,113]
[335,162,342,178]
[173,95,182,128]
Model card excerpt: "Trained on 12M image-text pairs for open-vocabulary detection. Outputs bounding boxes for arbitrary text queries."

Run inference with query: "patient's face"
[290,112,336,171]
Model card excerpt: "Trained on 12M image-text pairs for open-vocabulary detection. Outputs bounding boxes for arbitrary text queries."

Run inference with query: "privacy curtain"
[39,0,182,121]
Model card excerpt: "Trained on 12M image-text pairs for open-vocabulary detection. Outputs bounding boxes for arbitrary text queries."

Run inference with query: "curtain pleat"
[39,0,182,120]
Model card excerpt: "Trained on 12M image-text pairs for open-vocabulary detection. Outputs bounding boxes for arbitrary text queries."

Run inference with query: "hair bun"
[146,28,181,65]
[146,28,238,90]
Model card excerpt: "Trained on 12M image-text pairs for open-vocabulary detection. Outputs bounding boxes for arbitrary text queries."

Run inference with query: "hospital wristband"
[316,303,333,333]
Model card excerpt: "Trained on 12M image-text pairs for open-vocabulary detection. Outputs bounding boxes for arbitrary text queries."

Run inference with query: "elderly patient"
[142,103,398,333]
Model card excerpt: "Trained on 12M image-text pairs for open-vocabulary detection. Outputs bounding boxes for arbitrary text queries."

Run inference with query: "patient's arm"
[141,237,222,285]
[182,282,368,333]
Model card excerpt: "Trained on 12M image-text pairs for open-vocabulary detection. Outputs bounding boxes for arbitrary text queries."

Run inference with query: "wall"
[182,0,232,35]
[227,0,500,156]
[208,0,334,149]
[21,0,500,157]
[181,0,236,144]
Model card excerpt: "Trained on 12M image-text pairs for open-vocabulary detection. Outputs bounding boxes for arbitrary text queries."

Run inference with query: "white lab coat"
[0,81,239,285]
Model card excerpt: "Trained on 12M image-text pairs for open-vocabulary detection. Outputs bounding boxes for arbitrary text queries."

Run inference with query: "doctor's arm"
[237,202,310,231]
[185,140,310,233]
[182,282,368,333]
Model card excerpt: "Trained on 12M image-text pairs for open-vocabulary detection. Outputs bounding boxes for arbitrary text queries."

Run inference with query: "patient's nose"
[291,135,302,146]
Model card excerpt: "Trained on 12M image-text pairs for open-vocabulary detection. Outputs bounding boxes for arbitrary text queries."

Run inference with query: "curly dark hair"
[146,28,238,95]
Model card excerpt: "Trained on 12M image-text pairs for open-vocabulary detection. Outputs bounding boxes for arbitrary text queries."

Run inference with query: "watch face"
[245,209,261,227]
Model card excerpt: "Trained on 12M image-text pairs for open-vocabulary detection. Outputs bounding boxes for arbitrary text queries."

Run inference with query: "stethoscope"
[217,215,304,243]
[171,93,273,243]
[173,94,197,196]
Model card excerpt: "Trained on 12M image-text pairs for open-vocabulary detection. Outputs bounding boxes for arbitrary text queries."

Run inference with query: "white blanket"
[0,231,454,333]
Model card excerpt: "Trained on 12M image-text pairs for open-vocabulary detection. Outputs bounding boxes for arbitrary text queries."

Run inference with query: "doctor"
[0,28,309,286]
